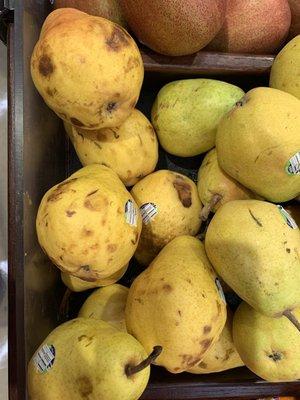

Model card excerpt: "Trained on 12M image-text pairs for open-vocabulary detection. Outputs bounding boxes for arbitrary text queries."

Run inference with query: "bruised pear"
[131,170,202,266]
[189,310,243,374]
[28,318,161,400]
[64,109,158,186]
[126,236,227,373]
[197,148,254,220]
[31,8,143,130]
[36,165,141,281]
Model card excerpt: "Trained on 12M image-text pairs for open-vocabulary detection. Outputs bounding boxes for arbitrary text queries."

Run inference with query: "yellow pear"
[79,284,129,331]
[61,263,128,292]
[36,164,141,281]
[64,109,158,186]
[270,35,300,100]
[216,87,300,202]
[31,8,143,130]
[151,79,244,157]
[189,310,243,374]
[131,170,202,266]
[233,302,300,382]
[197,148,254,220]
[205,200,300,330]
[126,236,227,373]
[28,318,161,400]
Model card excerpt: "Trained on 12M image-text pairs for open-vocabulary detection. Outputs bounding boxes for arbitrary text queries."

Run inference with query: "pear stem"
[201,194,222,221]
[283,310,300,333]
[125,346,162,377]
[59,288,72,321]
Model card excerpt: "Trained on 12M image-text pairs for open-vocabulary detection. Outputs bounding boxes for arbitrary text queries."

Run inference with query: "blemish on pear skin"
[70,117,85,127]
[248,209,263,227]
[87,189,98,197]
[76,375,93,397]
[198,361,207,369]
[203,325,212,334]
[200,338,213,351]
[162,283,172,292]
[173,176,192,208]
[177,310,182,317]
[107,243,117,252]
[286,248,291,253]
[106,26,130,51]
[267,351,283,362]
[39,54,54,77]
[66,210,76,217]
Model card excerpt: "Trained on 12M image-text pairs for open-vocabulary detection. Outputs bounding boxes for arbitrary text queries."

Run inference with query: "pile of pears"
[29,8,300,400]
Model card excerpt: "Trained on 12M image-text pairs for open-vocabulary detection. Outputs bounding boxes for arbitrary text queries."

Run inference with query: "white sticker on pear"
[125,200,138,227]
[277,205,298,229]
[215,277,226,304]
[285,151,300,175]
[34,344,55,373]
[140,203,158,225]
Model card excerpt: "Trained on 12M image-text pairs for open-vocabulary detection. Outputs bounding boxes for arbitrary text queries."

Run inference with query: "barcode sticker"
[34,344,55,373]
[125,200,137,227]
[285,152,300,175]
[215,278,226,304]
[140,203,158,225]
[277,205,298,229]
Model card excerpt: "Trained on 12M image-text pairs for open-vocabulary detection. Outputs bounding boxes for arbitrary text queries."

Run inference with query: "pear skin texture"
[216,87,300,202]
[233,302,300,382]
[288,0,300,39]
[54,0,127,27]
[207,0,291,54]
[61,263,128,292]
[131,170,202,266]
[31,9,143,130]
[64,109,158,186]
[36,165,142,281]
[189,310,243,374]
[125,236,227,373]
[79,284,129,331]
[120,0,226,56]
[205,200,300,318]
[270,36,300,101]
[27,318,150,400]
[197,148,254,213]
[151,79,244,157]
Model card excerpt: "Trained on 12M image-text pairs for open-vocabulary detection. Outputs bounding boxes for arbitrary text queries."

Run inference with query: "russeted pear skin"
[151,79,244,157]
[233,302,300,382]
[188,310,243,374]
[198,148,254,219]
[31,8,143,130]
[216,87,300,202]
[64,109,158,186]
[79,284,129,331]
[36,165,141,281]
[28,318,150,400]
[205,200,300,320]
[126,236,227,373]
[61,264,128,292]
[131,170,202,266]
[270,35,300,100]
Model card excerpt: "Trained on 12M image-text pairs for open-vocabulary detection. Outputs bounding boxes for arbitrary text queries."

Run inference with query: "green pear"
[78,284,129,331]
[270,35,300,100]
[189,310,243,374]
[198,148,255,220]
[233,302,300,382]
[216,87,300,202]
[205,199,300,331]
[151,79,244,157]
[126,235,227,373]
[28,318,161,400]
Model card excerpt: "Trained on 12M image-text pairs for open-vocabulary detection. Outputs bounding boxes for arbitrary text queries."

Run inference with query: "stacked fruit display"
[28,5,300,400]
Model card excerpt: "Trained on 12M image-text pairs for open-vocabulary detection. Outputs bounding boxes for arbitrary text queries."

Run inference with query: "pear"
[126,236,227,373]
[205,199,300,331]
[36,165,141,281]
[198,148,254,220]
[233,302,300,382]
[151,79,244,157]
[216,87,300,202]
[79,284,129,331]
[189,310,243,374]
[131,170,202,266]
[270,36,300,100]
[28,318,161,400]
